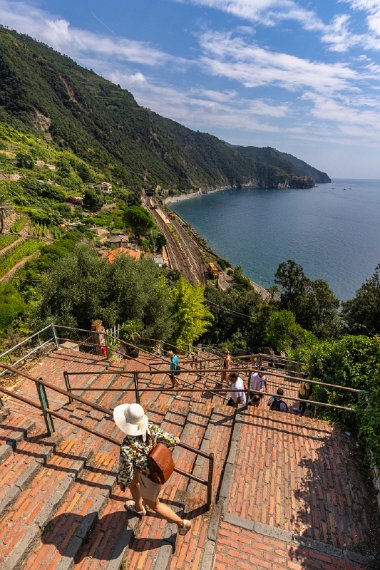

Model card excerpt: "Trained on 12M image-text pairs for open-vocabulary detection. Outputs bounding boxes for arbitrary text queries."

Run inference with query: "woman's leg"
[144,498,185,527]
[128,477,144,512]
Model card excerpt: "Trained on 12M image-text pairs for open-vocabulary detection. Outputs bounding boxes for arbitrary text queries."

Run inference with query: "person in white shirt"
[227,372,246,406]
[249,367,267,407]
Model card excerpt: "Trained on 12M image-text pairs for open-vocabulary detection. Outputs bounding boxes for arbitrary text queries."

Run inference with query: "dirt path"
[0,251,40,282]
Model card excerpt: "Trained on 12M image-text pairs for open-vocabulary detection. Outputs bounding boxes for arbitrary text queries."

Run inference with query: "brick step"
[20,448,120,570]
[0,435,92,569]
[18,393,191,569]
[168,403,236,570]
[0,431,57,519]
[120,401,215,570]
[74,399,199,569]
[70,366,115,400]
[0,411,37,464]
[0,407,10,421]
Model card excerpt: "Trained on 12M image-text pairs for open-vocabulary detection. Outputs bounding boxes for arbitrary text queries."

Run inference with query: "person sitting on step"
[268,388,289,412]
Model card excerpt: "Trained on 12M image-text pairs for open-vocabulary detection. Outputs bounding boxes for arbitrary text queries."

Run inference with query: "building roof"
[108,234,129,244]
[102,247,141,263]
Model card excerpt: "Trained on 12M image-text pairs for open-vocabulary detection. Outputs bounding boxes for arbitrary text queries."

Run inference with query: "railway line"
[148,205,207,284]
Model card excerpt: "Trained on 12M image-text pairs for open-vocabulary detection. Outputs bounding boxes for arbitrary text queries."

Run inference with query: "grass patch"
[0,234,18,251]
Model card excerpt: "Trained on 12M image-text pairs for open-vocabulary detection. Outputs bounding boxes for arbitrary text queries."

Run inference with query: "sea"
[170,179,380,301]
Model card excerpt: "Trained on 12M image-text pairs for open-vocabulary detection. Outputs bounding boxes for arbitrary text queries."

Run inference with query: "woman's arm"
[118,446,135,488]
[150,424,177,450]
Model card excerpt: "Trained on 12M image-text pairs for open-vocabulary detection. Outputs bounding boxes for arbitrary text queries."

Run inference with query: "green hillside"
[0,26,330,192]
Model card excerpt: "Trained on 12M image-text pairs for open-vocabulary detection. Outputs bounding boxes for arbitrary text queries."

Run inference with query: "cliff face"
[0,26,330,191]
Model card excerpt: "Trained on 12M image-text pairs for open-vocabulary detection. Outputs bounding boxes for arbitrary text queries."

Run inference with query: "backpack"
[128,439,175,485]
[270,398,288,412]
[147,443,175,484]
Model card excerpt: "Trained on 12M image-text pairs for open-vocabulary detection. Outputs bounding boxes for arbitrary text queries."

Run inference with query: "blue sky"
[1,0,380,178]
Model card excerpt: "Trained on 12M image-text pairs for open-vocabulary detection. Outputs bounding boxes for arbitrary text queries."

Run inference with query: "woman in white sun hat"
[114,402,191,535]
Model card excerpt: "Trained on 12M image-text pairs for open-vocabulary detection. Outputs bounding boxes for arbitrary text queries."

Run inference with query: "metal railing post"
[133,371,140,403]
[246,368,251,406]
[64,371,73,403]
[36,378,55,435]
[207,452,214,510]
[52,324,60,350]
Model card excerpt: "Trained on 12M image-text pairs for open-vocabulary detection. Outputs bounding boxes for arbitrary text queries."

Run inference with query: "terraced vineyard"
[0,234,18,251]
[0,239,43,279]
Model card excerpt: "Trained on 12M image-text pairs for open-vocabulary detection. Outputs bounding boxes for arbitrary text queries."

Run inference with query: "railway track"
[149,206,207,284]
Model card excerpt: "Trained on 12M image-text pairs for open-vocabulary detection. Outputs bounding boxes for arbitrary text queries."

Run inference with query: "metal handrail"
[0,362,215,509]
[64,362,362,413]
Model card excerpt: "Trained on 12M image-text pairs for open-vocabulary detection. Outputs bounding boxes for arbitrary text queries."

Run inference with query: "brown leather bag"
[127,439,175,485]
[147,442,175,484]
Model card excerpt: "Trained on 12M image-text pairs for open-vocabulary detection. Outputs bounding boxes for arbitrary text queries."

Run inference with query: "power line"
[205,299,257,322]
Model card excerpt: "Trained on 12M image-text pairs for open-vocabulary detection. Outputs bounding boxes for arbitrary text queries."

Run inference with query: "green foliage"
[107,256,174,340]
[15,151,33,169]
[203,285,264,351]
[0,234,17,250]
[0,282,27,332]
[123,206,154,240]
[342,264,380,335]
[292,335,380,467]
[38,184,66,202]
[0,239,43,278]
[83,189,104,212]
[231,266,252,290]
[275,259,341,338]
[171,276,213,348]
[0,26,329,192]
[36,244,174,340]
[275,260,307,310]
[18,231,82,288]
[27,208,60,226]
[265,310,315,353]
[144,227,166,253]
[217,257,231,270]
[10,216,27,232]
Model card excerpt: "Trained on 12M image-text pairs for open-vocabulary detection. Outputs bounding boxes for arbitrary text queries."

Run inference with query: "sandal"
[178,519,191,536]
[124,500,146,516]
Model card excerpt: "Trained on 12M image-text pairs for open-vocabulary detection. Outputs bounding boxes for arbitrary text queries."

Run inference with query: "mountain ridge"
[0,26,331,192]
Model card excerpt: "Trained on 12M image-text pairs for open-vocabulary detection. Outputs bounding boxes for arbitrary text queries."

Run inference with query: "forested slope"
[0,26,330,192]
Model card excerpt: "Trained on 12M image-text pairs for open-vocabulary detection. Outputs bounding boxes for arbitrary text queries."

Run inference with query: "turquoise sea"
[171,179,380,300]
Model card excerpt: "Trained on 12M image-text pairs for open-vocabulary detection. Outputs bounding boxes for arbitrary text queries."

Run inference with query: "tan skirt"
[137,471,162,502]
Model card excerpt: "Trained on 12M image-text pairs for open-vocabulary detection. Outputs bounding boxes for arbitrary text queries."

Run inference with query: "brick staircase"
[0,347,379,569]
[0,347,235,569]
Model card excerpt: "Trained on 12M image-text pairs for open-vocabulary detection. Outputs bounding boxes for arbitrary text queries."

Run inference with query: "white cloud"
[179,0,380,52]
[198,31,359,93]
[175,0,324,29]
[107,69,288,133]
[302,93,380,133]
[0,0,178,66]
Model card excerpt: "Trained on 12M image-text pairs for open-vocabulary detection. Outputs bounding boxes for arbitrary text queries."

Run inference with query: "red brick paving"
[214,521,365,570]
[1,348,379,569]
[224,406,378,554]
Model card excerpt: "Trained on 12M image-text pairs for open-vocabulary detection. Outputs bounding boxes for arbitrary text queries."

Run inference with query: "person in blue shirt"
[167,350,180,388]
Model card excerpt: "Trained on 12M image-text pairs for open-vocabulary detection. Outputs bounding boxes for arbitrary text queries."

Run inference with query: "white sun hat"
[113,403,149,441]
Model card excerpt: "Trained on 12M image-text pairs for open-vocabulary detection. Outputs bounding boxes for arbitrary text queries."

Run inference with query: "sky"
[1,0,380,179]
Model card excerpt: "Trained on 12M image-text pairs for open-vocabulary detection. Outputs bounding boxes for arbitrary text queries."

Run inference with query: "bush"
[292,335,380,467]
